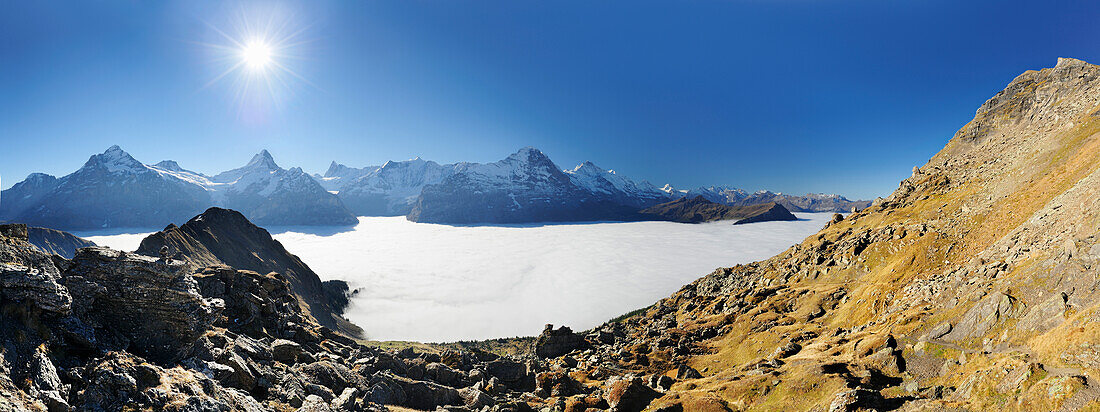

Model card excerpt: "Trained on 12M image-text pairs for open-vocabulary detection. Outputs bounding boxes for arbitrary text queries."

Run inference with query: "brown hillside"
[556,57,1100,411]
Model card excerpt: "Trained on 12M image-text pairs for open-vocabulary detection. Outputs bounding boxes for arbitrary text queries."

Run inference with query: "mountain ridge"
[0,147,357,230]
[638,196,798,224]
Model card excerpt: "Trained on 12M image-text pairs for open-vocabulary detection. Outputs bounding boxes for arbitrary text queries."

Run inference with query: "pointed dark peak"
[508,146,543,159]
[186,207,251,228]
[504,147,559,169]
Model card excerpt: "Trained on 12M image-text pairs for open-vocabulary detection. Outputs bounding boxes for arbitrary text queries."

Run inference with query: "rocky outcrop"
[639,196,797,224]
[135,207,361,337]
[534,324,589,359]
[64,247,221,363]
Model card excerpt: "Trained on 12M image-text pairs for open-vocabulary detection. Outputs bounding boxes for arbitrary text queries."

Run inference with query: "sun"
[241,39,273,72]
[198,6,315,113]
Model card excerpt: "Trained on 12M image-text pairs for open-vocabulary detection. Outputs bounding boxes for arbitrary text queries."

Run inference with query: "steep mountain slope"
[565,161,670,209]
[135,207,361,337]
[0,146,213,230]
[26,226,96,258]
[510,57,1100,411]
[639,196,797,224]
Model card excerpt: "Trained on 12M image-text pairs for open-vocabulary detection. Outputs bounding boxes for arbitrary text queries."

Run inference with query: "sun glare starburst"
[241,39,273,72]
[197,7,315,117]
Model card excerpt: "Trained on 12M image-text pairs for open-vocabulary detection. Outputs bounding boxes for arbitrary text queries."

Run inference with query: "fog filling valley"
[83,214,834,342]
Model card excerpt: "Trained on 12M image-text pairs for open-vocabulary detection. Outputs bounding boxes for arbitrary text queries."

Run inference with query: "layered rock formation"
[134,207,361,337]
[638,196,797,224]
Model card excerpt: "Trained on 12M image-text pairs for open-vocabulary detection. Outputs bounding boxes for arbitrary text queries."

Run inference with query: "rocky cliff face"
[502,57,1100,410]
[134,207,361,338]
[639,196,797,224]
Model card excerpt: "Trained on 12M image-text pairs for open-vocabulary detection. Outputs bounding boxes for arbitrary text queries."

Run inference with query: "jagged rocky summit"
[0,147,356,230]
[135,207,361,337]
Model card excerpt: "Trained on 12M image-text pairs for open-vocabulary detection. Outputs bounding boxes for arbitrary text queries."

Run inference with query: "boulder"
[296,361,359,394]
[535,324,590,359]
[486,359,532,391]
[426,362,460,386]
[675,365,703,379]
[605,376,660,412]
[943,292,1022,341]
[828,388,886,412]
[273,339,304,363]
[535,370,584,398]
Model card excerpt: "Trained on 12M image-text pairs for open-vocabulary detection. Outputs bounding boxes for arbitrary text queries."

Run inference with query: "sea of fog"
[82,214,834,342]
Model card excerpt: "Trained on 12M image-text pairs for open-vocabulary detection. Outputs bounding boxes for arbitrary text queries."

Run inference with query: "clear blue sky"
[2,1,1097,199]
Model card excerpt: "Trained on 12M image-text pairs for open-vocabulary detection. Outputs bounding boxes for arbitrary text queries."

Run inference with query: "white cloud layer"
[81,214,833,342]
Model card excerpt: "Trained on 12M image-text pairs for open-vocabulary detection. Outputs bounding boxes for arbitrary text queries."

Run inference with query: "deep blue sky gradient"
[2,1,1099,199]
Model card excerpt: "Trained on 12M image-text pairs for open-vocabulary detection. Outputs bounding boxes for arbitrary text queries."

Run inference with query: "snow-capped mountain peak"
[246,149,279,170]
[81,145,148,175]
[153,160,184,172]
[211,150,282,184]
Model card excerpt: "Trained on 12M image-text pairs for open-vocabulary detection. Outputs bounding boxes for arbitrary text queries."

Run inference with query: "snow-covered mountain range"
[1,145,868,229]
[0,146,356,230]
